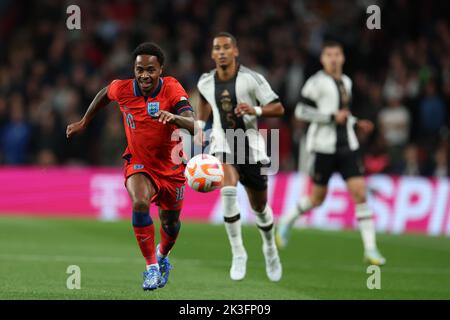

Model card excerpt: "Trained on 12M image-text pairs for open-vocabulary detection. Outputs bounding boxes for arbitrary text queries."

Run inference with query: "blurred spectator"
[363,136,390,175]
[378,96,410,169]
[0,97,7,163]
[30,109,64,165]
[0,97,7,127]
[399,144,422,176]
[418,81,447,141]
[99,109,126,167]
[0,94,31,164]
[422,142,450,177]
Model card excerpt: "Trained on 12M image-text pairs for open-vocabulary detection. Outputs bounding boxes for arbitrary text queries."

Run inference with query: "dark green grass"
[0,215,449,299]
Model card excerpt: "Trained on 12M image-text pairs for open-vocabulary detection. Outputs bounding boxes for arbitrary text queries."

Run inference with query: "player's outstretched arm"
[235,100,284,118]
[174,110,195,135]
[66,86,111,139]
[295,100,341,124]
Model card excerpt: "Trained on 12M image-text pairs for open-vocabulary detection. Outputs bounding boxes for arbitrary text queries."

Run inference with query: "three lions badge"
[147,102,160,118]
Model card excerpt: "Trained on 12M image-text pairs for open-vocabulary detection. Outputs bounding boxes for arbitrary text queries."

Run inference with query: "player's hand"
[194,128,205,146]
[334,109,350,125]
[357,119,374,135]
[235,103,256,117]
[66,120,86,139]
[154,110,175,124]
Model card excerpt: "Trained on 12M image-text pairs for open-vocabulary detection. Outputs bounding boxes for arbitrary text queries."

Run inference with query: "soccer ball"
[185,154,224,192]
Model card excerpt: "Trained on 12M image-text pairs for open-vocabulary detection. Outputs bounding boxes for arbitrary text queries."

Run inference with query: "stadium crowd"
[0,0,449,176]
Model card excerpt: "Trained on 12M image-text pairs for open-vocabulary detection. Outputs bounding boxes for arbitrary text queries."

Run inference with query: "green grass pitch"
[0,215,449,300]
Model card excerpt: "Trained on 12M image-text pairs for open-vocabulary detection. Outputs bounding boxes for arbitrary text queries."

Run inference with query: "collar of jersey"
[133,78,163,98]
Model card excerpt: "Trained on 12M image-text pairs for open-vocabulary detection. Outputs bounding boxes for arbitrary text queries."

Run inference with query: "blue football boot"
[142,265,161,291]
[156,244,173,288]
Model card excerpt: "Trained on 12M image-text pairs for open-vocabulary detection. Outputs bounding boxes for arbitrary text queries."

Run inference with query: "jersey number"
[124,112,136,129]
[175,186,185,202]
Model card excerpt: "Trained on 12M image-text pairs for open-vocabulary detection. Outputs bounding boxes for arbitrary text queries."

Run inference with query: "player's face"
[211,37,239,69]
[320,46,345,74]
[134,55,162,95]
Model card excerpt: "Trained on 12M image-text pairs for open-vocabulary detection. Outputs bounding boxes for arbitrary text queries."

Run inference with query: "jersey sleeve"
[169,79,193,115]
[295,77,333,124]
[301,77,320,102]
[253,73,279,106]
[107,80,121,102]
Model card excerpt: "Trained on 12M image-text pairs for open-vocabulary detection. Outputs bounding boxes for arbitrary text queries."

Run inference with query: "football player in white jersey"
[276,41,386,266]
[195,32,285,281]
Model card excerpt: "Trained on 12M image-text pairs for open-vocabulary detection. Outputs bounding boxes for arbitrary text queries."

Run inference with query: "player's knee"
[132,198,149,212]
[160,217,178,228]
[161,220,181,237]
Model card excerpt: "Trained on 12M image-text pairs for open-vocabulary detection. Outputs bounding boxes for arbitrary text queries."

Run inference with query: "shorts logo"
[147,102,159,117]
[134,164,144,170]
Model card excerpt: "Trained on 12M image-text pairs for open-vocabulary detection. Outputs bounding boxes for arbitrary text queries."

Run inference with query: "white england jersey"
[197,65,279,163]
[295,70,359,154]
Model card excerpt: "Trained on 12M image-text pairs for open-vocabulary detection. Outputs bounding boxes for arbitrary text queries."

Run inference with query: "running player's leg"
[341,151,385,265]
[276,153,332,248]
[346,176,386,265]
[126,173,160,290]
[221,163,247,280]
[158,208,181,258]
[245,184,282,282]
[245,187,272,246]
[153,174,186,287]
[157,208,180,288]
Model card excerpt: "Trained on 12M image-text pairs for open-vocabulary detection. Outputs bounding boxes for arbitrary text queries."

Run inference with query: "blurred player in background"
[276,41,386,266]
[66,43,195,290]
[195,32,285,281]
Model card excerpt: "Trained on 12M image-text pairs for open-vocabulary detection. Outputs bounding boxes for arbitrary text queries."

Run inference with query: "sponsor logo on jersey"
[133,164,144,170]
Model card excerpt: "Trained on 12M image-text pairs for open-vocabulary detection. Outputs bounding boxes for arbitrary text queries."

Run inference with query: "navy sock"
[132,211,153,227]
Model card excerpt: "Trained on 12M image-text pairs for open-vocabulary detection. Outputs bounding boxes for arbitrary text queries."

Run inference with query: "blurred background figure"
[400,143,422,176]
[418,81,447,142]
[1,94,31,164]
[378,93,410,173]
[99,109,126,167]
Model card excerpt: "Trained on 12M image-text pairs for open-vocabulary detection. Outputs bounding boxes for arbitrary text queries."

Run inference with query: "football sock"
[252,205,275,248]
[221,186,246,257]
[146,264,159,271]
[355,202,377,251]
[158,221,181,258]
[281,197,314,227]
[132,210,157,266]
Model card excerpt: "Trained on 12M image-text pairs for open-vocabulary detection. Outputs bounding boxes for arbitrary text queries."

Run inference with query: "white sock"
[356,202,377,251]
[156,248,166,259]
[281,197,314,227]
[252,205,275,248]
[146,263,159,271]
[221,186,246,257]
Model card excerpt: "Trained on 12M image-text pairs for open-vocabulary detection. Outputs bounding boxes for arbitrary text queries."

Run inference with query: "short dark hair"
[132,42,165,66]
[321,40,343,52]
[214,32,237,46]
